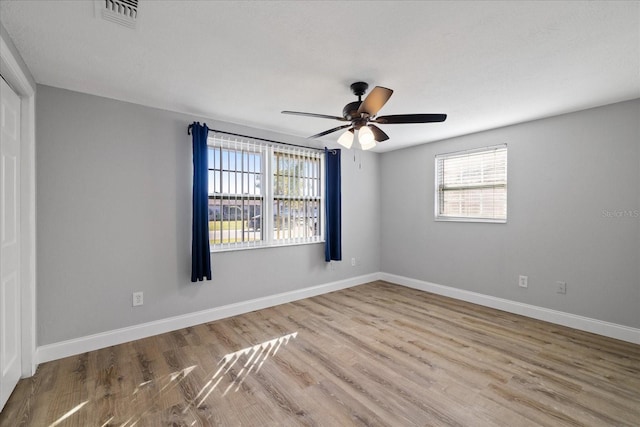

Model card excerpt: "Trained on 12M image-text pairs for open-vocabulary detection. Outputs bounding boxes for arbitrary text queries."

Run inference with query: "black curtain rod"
[187,124,326,152]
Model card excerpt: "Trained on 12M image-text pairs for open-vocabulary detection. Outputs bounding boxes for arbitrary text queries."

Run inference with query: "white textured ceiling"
[1,1,639,152]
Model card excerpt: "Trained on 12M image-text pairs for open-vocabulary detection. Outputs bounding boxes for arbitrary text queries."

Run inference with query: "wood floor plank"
[1,281,639,426]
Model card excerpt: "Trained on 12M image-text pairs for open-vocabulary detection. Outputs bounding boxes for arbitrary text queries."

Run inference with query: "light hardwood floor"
[1,281,639,426]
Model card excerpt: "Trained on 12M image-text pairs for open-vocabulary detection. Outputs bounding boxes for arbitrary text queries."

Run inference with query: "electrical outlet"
[518,275,528,288]
[556,281,567,294]
[351,257,356,266]
[132,291,143,306]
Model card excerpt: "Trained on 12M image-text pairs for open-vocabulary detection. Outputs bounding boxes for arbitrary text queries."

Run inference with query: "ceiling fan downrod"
[343,82,369,121]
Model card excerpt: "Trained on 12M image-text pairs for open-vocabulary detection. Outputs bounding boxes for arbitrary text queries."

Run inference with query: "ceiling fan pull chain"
[353,151,362,170]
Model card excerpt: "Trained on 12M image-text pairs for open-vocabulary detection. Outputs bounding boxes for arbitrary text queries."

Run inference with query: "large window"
[435,144,507,222]
[208,135,323,251]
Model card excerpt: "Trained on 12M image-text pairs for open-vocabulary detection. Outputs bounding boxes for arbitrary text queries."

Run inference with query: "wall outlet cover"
[519,275,528,288]
[556,281,567,294]
[133,291,143,306]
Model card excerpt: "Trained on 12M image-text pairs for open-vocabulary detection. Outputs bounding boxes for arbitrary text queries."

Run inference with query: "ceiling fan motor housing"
[342,101,363,121]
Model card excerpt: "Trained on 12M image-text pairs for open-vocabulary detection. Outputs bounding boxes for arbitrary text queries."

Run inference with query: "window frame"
[434,144,508,224]
[207,135,325,252]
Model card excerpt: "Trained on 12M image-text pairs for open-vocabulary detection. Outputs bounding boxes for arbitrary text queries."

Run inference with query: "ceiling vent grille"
[95,0,139,29]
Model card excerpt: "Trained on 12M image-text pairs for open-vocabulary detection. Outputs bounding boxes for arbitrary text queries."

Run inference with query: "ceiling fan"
[282,81,447,150]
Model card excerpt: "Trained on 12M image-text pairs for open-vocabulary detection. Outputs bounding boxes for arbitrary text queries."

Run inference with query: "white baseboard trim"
[35,271,639,365]
[379,272,640,345]
[35,273,379,364]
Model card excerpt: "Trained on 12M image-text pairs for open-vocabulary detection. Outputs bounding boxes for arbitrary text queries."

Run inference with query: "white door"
[0,76,21,410]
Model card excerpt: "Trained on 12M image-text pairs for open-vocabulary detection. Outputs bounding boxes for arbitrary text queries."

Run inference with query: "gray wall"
[35,85,639,345]
[380,99,640,328]
[36,85,381,345]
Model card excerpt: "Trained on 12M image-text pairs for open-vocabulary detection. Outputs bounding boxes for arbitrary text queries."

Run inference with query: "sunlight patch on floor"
[48,400,88,427]
[197,331,298,405]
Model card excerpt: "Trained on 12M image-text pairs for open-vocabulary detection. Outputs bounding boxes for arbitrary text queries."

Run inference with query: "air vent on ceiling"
[95,0,138,29]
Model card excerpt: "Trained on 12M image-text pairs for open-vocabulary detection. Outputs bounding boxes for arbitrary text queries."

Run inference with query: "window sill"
[210,239,324,253]
[435,216,507,224]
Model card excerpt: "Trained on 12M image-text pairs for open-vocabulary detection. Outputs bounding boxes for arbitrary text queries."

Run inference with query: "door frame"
[1,26,37,377]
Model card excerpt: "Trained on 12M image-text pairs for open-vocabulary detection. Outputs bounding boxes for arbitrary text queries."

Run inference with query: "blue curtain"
[191,122,212,282]
[324,148,342,261]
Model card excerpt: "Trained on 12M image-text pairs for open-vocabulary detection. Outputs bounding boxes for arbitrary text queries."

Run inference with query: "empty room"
[0,1,638,426]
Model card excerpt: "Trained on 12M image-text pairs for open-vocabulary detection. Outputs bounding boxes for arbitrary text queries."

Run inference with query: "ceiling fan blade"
[375,113,447,124]
[282,111,348,121]
[358,86,393,116]
[308,124,352,139]
[368,124,389,142]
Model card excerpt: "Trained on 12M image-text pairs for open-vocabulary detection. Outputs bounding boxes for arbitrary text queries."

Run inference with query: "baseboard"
[379,272,640,345]
[35,271,639,365]
[35,273,379,364]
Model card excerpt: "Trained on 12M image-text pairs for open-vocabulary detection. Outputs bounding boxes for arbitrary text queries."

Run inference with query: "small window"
[435,144,507,222]
[208,135,323,251]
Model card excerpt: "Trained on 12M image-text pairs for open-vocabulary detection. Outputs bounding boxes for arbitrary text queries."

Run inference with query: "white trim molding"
[36,271,639,365]
[36,273,379,364]
[1,23,38,377]
[380,273,640,345]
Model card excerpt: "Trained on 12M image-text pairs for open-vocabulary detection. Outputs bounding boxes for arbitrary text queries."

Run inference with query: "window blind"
[272,147,323,245]
[208,135,266,251]
[435,144,507,222]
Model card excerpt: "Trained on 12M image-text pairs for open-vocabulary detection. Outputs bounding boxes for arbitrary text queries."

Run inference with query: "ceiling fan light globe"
[358,126,375,144]
[358,126,376,150]
[337,130,354,149]
[360,140,376,150]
